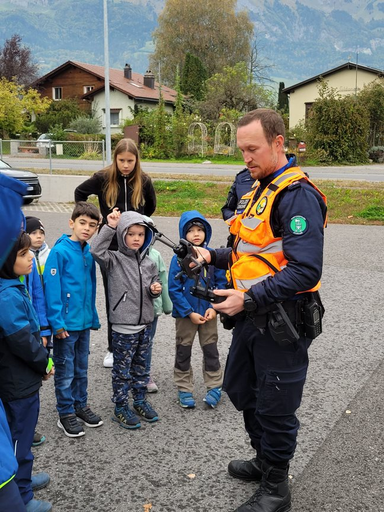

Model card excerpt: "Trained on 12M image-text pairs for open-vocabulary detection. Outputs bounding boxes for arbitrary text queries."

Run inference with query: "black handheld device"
[190,283,226,303]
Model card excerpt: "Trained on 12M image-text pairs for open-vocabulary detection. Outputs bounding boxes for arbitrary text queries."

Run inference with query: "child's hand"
[204,308,217,321]
[55,330,69,339]
[41,336,48,347]
[43,368,55,381]
[189,312,206,324]
[107,208,121,228]
[151,282,162,294]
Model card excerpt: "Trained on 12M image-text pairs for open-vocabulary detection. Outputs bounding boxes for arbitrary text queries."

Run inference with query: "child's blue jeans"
[111,327,151,405]
[53,329,90,416]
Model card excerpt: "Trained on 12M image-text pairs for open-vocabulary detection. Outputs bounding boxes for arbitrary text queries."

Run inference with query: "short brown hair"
[237,109,285,145]
[71,201,100,222]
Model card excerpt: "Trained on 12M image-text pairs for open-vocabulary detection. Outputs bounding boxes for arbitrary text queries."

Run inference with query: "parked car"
[36,133,54,148]
[0,159,42,204]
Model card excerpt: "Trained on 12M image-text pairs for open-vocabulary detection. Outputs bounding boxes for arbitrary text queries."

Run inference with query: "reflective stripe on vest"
[229,167,326,292]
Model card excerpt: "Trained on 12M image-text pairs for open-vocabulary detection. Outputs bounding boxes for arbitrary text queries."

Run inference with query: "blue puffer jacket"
[168,211,227,318]
[0,279,49,403]
[44,235,100,334]
[0,400,18,490]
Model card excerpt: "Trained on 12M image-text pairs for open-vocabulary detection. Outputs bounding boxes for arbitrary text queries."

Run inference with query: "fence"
[0,139,105,173]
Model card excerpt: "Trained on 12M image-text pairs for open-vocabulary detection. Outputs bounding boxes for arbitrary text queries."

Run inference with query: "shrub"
[368,146,384,163]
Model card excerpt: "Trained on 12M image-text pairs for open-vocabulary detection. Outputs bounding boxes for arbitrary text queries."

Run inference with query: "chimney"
[143,70,155,89]
[124,63,132,80]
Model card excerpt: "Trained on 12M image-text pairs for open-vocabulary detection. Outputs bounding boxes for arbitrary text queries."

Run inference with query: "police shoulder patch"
[289,216,307,235]
[256,197,268,215]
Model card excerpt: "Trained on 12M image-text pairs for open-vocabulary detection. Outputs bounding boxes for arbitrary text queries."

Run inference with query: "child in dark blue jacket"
[168,211,227,409]
[44,202,102,438]
[0,231,54,512]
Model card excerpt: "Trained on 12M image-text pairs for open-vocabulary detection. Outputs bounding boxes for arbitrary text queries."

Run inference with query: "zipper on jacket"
[35,250,44,288]
[124,177,128,211]
[137,253,143,324]
[65,293,70,314]
[112,291,128,311]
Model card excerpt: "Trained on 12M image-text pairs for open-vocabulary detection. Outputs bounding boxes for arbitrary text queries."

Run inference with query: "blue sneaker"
[203,387,222,408]
[112,405,141,429]
[133,400,159,422]
[31,472,50,491]
[178,391,196,408]
[26,499,52,512]
[32,430,46,447]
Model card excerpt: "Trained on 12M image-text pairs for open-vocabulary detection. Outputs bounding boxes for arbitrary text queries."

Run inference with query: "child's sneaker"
[103,351,113,368]
[133,400,159,422]
[178,391,196,409]
[112,405,141,429]
[75,406,103,427]
[203,387,222,408]
[57,414,85,438]
[147,376,159,393]
[32,430,46,447]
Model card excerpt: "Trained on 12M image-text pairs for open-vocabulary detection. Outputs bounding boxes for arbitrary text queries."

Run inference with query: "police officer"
[221,167,256,222]
[194,109,327,512]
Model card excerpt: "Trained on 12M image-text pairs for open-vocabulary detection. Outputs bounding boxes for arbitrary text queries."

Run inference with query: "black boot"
[234,461,291,512]
[228,456,263,482]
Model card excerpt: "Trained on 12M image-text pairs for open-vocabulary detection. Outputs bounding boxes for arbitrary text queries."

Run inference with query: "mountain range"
[0,0,383,86]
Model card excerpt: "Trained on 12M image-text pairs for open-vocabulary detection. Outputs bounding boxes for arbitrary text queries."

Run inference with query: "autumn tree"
[198,62,275,121]
[0,78,50,136]
[0,34,39,85]
[150,0,253,86]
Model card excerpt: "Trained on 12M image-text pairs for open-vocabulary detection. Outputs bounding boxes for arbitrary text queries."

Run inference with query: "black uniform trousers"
[223,315,312,465]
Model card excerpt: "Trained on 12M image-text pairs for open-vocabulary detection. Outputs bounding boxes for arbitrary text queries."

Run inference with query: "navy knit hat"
[25,216,45,234]
[185,219,206,234]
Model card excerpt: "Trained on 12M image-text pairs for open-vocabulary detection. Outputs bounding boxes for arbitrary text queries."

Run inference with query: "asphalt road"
[6,156,384,182]
[23,206,384,512]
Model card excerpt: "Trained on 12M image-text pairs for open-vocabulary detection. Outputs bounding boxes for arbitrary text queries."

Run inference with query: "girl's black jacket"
[74,169,156,250]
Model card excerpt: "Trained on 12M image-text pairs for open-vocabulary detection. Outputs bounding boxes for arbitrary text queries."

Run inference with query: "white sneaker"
[147,376,158,393]
[103,351,113,368]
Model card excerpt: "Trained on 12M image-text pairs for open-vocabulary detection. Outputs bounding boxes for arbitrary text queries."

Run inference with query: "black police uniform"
[214,162,327,466]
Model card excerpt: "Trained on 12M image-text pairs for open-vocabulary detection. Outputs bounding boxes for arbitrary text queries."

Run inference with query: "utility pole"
[355,48,359,97]
[103,0,112,164]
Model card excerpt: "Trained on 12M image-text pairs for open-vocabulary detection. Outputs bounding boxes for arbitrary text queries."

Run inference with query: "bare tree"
[0,34,39,85]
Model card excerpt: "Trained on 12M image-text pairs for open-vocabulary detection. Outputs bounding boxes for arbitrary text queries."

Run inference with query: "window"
[83,86,94,94]
[305,102,313,122]
[110,110,120,126]
[53,87,62,100]
[103,108,121,127]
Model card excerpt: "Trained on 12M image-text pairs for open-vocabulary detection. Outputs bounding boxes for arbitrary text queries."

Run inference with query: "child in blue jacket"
[0,231,53,512]
[168,210,227,409]
[44,202,102,438]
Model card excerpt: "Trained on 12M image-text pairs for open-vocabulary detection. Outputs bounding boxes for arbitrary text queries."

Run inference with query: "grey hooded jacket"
[91,211,160,326]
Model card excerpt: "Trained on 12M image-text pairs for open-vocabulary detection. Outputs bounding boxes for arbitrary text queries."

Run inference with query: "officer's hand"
[189,312,206,324]
[190,246,211,268]
[212,289,245,316]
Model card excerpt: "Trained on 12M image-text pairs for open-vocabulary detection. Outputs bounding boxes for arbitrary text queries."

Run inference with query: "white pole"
[103,0,112,164]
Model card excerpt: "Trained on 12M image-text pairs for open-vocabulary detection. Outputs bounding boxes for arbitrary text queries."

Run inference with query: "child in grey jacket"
[91,209,162,429]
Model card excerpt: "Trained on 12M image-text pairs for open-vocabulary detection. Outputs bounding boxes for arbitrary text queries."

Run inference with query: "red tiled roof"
[32,60,178,104]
